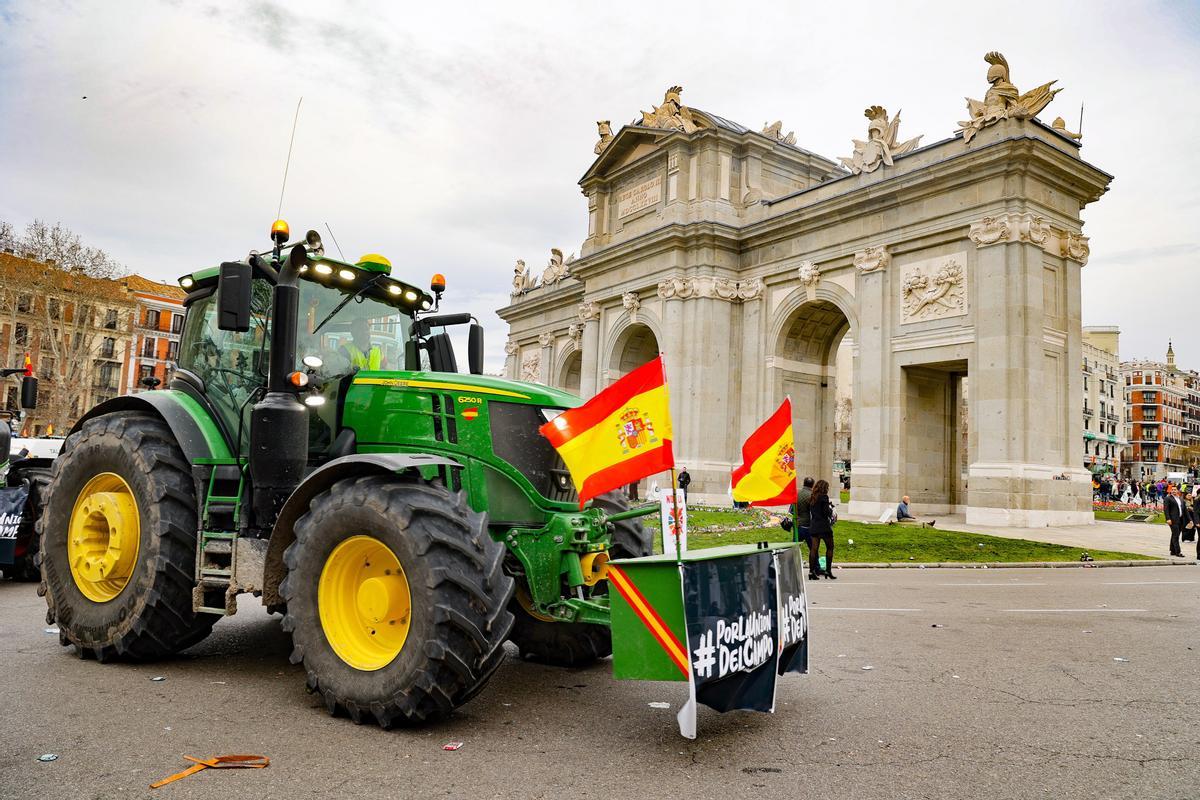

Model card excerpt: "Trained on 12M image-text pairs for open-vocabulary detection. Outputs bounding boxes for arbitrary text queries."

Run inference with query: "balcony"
[136,323,181,340]
[1082,406,1094,417]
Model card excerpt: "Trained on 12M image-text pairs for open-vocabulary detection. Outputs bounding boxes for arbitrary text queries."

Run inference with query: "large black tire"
[507,490,652,667]
[281,476,514,726]
[38,412,214,660]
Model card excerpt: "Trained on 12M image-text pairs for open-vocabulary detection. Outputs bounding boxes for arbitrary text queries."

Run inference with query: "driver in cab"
[342,318,382,371]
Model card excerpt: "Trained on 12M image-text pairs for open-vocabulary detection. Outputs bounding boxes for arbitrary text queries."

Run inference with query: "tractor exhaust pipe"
[251,244,309,526]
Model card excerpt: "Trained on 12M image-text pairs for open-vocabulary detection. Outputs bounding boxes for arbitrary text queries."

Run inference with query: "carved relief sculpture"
[538,332,553,348]
[504,338,519,357]
[957,51,1061,144]
[761,120,796,145]
[637,86,706,134]
[656,276,694,300]
[621,291,641,315]
[594,120,614,155]
[902,259,967,322]
[567,323,583,344]
[511,259,537,296]
[968,215,1011,247]
[1013,213,1050,245]
[736,278,764,301]
[541,248,570,287]
[1061,232,1090,265]
[838,106,922,174]
[576,300,601,321]
[797,260,821,286]
[854,245,890,273]
[520,352,541,383]
[712,277,739,301]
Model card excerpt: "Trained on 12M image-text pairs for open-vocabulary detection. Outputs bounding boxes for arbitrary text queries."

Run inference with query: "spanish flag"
[731,398,797,506]
[540,356,674,508]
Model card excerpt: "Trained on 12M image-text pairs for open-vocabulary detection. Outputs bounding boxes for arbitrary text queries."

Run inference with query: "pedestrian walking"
[677,467,691,502]
[1165,483,1188,558]
[808,479,837,581]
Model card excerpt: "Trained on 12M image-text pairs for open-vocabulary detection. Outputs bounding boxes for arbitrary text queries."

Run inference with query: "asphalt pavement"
[1,566,1197,800]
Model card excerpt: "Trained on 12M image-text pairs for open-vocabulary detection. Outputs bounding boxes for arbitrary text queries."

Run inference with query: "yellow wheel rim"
[67,472,141,603]
[515,583,558,623]
[318,536,412,671]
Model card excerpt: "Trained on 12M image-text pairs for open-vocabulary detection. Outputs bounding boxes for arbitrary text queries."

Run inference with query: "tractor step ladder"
[194,466,244,616]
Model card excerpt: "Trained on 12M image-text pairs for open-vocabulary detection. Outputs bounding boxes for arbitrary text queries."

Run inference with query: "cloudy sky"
[1,1,1197,371]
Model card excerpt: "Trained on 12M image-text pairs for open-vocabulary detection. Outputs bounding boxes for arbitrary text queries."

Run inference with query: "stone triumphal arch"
[499,56,1111,527]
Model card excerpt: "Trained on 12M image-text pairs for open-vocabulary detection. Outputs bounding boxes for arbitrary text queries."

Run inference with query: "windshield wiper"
[312,275,383,335]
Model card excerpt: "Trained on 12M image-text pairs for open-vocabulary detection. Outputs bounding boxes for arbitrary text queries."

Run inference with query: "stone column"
[737,279,765,446]
[537,332,554,386]
[679,275,738,498]
[657,279,687,432]
[965,213,1091,526]
[847,246,897,518]
[577,301,601,397]
[503,338,519,381]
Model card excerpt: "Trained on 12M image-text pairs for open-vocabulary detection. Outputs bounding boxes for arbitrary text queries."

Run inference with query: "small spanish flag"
[731,398,797,506]
[540,356,674,508]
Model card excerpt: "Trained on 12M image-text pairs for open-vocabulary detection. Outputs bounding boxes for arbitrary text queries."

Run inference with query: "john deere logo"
[616,407,658,454]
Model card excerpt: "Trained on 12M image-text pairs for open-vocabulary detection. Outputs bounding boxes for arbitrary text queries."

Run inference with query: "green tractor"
[36,222,652,725]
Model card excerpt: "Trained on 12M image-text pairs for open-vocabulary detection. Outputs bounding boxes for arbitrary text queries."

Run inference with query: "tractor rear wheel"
[38,412,214,660]
[281,476,514,726]
[507,490,652,667]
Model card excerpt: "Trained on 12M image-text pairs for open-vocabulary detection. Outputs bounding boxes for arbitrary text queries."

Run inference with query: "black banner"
[0,484,30,565]
[774,546,809,676]
[680,550,778,713]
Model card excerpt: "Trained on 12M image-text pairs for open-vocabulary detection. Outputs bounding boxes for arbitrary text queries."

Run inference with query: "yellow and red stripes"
[607,566,690,678]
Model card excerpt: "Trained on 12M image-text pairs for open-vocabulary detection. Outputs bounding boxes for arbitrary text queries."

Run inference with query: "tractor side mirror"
[20,375,37,409]
[217,261,253,332]
[468,323,484,375]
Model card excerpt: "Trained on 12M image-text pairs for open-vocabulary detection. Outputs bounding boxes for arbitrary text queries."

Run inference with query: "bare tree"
[0,219,131,431]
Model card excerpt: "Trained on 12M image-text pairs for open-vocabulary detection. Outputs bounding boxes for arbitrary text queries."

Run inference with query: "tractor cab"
[173,226,481,462]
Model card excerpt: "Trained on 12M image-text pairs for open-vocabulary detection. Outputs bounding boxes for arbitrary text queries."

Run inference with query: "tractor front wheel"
[38,412,214,660]
[281,476,514,726]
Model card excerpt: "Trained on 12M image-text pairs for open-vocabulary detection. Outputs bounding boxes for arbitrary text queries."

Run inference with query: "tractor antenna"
[276,97,303,221]
[1078,101,1084,138]
[324,222,347,261]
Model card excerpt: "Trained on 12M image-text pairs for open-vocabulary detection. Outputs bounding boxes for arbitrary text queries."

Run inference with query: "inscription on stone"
[617,174,663,218]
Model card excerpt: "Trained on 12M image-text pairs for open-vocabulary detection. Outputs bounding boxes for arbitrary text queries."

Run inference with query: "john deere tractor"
[37,222,650,726]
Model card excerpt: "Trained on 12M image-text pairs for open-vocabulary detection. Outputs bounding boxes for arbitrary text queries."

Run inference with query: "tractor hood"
[350,371,581,408]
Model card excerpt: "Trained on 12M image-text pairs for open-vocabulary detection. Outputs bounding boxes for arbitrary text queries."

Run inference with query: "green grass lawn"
[647,511,1154,563]
[1094,510,1164,524]
[840,490,850,504]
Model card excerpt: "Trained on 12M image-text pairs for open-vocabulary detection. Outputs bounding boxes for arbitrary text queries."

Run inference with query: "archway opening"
[559,350,582,394]
[774,300,852,496]
[609,323,659,383]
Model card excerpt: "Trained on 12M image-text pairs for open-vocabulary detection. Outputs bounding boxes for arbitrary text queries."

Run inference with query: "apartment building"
[0,251,136,434]
[1121,343,1194,478]
[1080,326,1124,475]
[121,275,185,394]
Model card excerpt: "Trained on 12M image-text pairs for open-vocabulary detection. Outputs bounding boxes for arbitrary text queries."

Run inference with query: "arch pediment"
[581,126,678,182]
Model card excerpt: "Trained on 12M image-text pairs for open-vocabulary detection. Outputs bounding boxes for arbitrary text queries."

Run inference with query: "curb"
[833,559,1190,569]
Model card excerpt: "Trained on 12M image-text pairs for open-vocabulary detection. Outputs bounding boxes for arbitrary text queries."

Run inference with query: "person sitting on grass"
[897,496,936,528]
